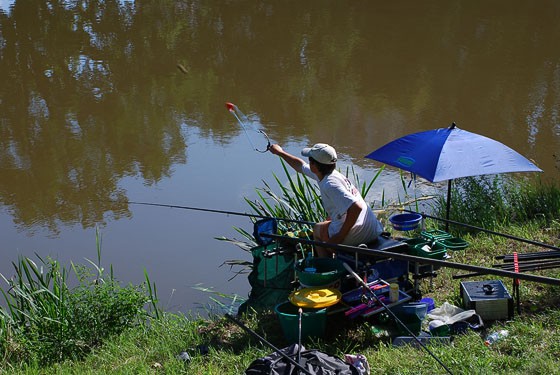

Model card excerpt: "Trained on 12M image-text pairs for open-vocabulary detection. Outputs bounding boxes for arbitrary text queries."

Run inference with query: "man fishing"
[269,143,383,257]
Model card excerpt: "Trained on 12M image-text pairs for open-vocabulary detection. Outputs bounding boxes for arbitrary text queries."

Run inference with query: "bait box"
[460,280,513,321]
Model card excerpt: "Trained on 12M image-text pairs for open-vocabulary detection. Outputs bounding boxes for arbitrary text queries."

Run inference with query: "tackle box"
[460,280,513,321]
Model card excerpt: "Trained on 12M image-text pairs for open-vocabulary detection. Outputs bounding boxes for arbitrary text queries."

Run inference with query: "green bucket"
[274,301,327,342]
[296,258,347,288]
[393,302,427,336]
[403,237,430,254]
[421,229,452,241]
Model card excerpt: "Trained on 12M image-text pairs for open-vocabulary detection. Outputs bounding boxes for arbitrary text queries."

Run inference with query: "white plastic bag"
[427,301,481,329]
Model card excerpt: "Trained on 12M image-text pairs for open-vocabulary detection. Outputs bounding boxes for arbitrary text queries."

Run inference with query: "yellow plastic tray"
[289,287,342,309]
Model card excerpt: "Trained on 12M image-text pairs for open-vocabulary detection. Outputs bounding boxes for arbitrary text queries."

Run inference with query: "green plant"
[434,175,560,234]
[508,177,560,222]
[0,227,154,366]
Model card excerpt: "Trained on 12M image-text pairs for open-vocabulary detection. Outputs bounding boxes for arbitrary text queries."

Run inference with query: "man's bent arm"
[269,144,305,173]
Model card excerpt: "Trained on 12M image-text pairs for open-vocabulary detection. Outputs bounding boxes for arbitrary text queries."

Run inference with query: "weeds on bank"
[435,175,560,233]
[0,227,158,367]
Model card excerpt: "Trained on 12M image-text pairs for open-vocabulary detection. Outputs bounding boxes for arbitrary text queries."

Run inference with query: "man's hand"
[269,144,283,155]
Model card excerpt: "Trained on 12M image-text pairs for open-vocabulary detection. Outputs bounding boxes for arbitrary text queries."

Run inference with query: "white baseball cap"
[301,143,337,165]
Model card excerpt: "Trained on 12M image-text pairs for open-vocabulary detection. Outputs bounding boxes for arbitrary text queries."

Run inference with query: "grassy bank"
[3,221,559,374]
[2,174,560,374]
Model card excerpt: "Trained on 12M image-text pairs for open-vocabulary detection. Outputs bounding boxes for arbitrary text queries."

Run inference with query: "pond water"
[1,0,559,313]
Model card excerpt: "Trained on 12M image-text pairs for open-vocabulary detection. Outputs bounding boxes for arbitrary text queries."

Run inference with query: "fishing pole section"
[122,200,560,283]
[225,102,271,153]
[125,200,314,226]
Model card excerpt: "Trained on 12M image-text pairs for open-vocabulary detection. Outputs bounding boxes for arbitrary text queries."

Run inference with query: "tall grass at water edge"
[434,175,560,234]
[0,227,159,367]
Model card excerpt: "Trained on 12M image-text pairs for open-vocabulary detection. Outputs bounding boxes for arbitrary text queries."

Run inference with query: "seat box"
[460,280,513,321]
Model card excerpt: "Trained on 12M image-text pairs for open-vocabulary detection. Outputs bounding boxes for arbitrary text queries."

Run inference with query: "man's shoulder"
[325,170,349,184]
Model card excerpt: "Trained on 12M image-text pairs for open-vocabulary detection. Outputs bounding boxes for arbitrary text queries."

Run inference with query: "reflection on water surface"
[0,0,559,312]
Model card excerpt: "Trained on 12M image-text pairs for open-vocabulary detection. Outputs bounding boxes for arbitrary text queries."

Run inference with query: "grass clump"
[0,229,155,368]
[437,175,560,232]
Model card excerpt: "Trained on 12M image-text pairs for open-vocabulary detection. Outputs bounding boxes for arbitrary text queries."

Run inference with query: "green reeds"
[245,160,388,233]
[435,175,560,233]
[0,227,156,366]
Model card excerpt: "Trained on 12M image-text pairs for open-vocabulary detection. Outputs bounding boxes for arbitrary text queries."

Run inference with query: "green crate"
[412,242,447,259]
[421,229,452,241]
[402,238,430,254]
[437,237,469,251]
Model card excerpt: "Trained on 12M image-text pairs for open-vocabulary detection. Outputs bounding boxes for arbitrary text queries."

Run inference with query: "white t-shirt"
[302,164,383,245]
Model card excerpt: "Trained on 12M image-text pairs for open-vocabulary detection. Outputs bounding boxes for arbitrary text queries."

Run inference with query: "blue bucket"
[420,297,435,312]
[389,213,422,231]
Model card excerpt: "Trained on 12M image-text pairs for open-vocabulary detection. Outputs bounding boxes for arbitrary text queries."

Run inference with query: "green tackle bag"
[238,242,296,314]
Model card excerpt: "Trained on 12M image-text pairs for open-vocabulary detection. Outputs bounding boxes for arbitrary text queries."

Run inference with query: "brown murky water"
[1,0,559,312]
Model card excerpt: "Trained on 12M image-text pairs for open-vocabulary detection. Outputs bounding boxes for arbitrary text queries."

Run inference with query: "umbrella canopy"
[365,123,542,183]
[365,123,542,229]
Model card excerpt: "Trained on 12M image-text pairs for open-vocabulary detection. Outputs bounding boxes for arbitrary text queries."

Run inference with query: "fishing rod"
[263,234,560,286]
[404,209,560,253]
[494,257,560,268]
[454,261,560,279]
[343,262,454,375]
[125,200,315,226]
[226,102,271,153]
[498,251,560,261]
[493,260,560,272]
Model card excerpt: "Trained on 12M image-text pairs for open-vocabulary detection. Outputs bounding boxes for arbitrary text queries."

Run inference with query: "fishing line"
[226,102,271,153]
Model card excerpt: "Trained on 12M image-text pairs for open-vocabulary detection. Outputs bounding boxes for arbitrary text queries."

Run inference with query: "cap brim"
[301,147,312,157]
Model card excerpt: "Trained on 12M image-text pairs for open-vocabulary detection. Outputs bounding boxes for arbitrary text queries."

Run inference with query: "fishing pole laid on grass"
[226,102,271,153]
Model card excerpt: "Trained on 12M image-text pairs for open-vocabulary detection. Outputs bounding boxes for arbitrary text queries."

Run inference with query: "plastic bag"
[427,301,483,332]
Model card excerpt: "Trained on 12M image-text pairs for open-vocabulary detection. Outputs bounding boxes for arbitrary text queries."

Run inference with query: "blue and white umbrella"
[365,123,542,227]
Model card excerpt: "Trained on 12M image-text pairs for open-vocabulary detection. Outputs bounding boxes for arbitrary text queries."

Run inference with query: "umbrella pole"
[445,180,452,232]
